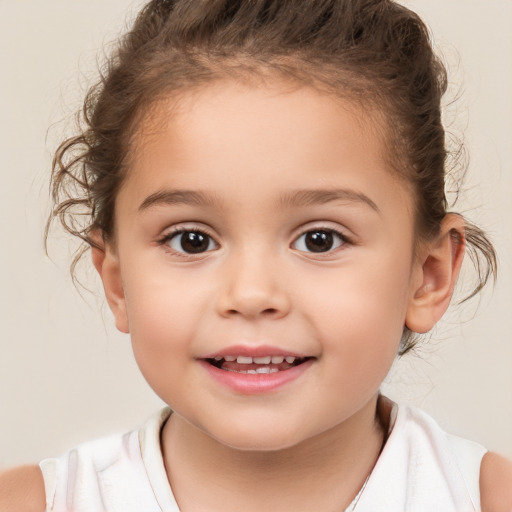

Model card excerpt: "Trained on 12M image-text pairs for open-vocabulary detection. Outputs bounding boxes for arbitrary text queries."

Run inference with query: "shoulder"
[480,451,512,512]
[0,465,46,512]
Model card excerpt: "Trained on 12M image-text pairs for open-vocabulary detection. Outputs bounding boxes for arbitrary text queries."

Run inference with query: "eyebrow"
[139,189,220,211]
[279,189,380,214]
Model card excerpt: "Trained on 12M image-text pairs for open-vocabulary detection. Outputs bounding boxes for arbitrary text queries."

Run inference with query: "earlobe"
[405,214,466,334]
[91,238,130,334]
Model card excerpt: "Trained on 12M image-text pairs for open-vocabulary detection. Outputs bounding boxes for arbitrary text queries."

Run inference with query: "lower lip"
[199,359,314,395]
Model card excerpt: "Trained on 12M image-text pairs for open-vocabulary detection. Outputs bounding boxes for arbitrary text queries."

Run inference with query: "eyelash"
[157,225,352,257]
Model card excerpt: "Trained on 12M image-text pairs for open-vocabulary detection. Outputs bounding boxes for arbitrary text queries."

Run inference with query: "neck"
[161,394,388,512]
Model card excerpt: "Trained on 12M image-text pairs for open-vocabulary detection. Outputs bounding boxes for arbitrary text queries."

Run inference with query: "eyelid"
[293,221,354,242]
[159,222,215,238]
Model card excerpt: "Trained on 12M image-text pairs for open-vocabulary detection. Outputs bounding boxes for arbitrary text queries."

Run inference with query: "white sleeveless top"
[39,398,487,512]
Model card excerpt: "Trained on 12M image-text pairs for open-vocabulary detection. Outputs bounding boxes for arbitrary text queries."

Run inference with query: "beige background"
[0,0,511,468]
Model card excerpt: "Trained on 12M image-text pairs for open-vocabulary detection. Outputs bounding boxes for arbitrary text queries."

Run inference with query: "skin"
[110,83,423,457]
[1,81,510,511]
[0,466,45,512]
[94,81,465,510]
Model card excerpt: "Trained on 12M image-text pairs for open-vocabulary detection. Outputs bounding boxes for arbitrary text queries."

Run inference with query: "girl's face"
[106,81,423,450]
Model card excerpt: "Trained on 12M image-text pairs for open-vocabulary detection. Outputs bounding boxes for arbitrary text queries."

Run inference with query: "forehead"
[131,79,380,159]
[121,80,413,222]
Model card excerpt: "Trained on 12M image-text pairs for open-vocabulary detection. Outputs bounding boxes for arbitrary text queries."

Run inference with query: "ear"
[90,232,130,334]
[405,214,466,333]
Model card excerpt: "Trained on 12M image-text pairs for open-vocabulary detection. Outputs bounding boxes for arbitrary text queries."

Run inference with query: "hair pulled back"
[49,0,497,353]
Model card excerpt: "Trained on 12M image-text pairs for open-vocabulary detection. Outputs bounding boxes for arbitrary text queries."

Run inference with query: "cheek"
[303,253,412,360]
[124,265,209,333]
[314,289,405,402]
[122,273,204,382]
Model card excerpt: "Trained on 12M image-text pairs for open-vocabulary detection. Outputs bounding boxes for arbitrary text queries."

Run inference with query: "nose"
[216,250,291,320]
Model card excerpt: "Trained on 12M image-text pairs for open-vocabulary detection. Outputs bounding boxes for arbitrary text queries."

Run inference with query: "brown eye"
[293,229,344,253]
[168,230,216,254]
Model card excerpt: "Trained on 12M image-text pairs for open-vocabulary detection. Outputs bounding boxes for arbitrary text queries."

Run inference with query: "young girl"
[1,0,511,510]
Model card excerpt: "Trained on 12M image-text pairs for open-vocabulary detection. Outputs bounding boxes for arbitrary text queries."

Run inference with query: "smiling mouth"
[205,355,311,374]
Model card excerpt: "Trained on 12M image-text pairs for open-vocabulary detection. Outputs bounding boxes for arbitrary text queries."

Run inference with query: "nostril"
[226,307,278,316]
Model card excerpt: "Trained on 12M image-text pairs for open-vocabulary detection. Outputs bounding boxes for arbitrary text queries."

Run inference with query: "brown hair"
[48,0,497,353]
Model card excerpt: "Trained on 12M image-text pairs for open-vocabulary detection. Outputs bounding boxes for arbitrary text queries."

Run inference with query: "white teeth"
[236,356,253,364]
[256,367,279,374]
[228,367,279,374]
[216,355,301,365]
[253,356,272,364]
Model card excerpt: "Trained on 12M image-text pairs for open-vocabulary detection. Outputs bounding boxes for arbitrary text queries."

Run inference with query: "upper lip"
[200,344,311,360]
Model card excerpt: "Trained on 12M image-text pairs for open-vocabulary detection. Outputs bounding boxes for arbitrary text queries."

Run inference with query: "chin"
[221,435,301,453]
[207,422,311,453]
